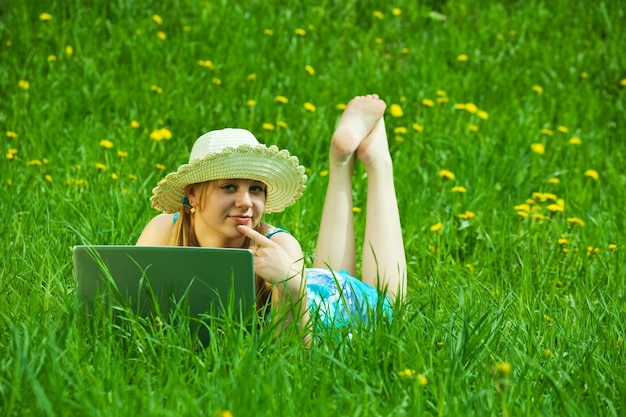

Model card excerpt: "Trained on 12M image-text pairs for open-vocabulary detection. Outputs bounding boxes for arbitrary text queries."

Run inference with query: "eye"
[250,184,266,194]
[220,183,237,192]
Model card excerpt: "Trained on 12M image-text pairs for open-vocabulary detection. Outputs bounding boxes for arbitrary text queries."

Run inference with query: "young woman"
[137,94,407,342]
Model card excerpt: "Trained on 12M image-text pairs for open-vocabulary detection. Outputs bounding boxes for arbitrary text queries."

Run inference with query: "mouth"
[229,215,253,225]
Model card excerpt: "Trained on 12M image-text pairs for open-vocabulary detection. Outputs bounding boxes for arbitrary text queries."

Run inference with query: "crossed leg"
[313,94,407,302]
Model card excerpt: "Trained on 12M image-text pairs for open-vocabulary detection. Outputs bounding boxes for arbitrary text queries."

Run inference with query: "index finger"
[237,225,273,247]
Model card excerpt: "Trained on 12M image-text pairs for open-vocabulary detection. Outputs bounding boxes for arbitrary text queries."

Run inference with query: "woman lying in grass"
[137,94,406,343]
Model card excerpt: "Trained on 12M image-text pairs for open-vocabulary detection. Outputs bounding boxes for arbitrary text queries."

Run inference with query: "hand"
[236,225,303,289]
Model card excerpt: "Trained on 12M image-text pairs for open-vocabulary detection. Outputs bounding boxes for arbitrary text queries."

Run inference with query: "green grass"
[1,0,626,415]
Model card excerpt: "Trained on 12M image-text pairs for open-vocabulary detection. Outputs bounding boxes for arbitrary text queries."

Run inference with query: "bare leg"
[358,116,407,302]
[313,95,386,275]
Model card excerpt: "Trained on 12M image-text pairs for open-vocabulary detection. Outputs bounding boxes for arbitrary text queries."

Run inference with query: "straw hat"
[150,128,307,213]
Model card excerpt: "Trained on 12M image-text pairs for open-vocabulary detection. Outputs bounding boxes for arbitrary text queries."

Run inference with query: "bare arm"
[136,213,175,246]
[237,225,311,345]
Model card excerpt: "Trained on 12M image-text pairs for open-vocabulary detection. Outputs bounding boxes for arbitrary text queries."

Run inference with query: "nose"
[235,189,252,208]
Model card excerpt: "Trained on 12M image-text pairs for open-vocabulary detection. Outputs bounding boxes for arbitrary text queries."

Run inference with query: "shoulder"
[136,213,176,246]
[264,225,302,254]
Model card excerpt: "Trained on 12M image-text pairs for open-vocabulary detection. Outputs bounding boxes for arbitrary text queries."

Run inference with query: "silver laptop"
[72,245,256,324]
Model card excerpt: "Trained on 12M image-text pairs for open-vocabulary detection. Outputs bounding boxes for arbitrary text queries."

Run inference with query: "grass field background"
[1,0,625,415]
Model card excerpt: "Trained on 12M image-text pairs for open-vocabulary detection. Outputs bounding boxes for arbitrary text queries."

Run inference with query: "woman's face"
[188,179,266,247]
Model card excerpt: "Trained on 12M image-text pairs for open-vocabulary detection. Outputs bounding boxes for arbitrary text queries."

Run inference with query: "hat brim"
[150,145,307,213]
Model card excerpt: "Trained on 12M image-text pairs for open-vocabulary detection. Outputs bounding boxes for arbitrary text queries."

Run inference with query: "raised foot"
[330,94,387,164]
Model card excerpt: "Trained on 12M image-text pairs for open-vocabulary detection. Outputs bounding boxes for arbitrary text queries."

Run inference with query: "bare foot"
[330,94,387,164]
[356,116,392,169]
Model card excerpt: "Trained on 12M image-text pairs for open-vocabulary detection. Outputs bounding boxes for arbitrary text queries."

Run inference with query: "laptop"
[73,245,256,341]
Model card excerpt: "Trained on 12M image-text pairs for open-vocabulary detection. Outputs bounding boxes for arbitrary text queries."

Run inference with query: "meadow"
[1,0,625,415]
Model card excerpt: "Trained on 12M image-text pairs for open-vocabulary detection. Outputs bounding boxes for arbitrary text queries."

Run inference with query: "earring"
[190,206,196,214]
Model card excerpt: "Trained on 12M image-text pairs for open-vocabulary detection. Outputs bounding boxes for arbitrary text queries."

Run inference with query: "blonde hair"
[168,181,272,310]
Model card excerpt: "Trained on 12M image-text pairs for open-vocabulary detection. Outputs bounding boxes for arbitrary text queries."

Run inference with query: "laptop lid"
[72,245,256,320]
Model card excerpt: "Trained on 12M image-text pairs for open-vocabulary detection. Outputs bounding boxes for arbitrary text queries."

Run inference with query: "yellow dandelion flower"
[352,207,362,213]
[95,163,107,170]
[44,174,52,183]
[558,238,569,245]
[7,179,12,186]
[390,104,403,117]
[428,245,436,254]
[451,185,466,193]
[294,28,306,36]
[275,95,289,104]
[262,123,275,131]
[65,45,73,56]
[27,159,43,166]
[580,72,589,78]
[197,60,215,69]
[455,103,467,110]
[465,103,478,113]
[398,368,416,378]
[264,29,274,36]
[584,169,599,180]
[219,411,233,417]
[567,217,585,227]
[532,85,544,94]
[305,65,315,75]
[557,126,568,133]
[547,204,564,212]
[111,173,119,180]
[438,169,455,180]
[320,170,329,177]
[373,10,384,19]
[99,139,114,149]
[412,123,423,132]
[392,8,402,16]
[150,85,163,94]
[277,121,288,128]
[246,99,256,107]
[152,14,163,25]
[458,211,475,220]
[128,174,137,180]
[436,90,446,97]
[457,54,468,61]
[247,73,257,81]
[18,80,29,90]
[516,210,529,218]
[157,31,166,40]
[40,13,52,21]
[48,55,57,61]
[530,143,545,154]
[533,213,546,220]
[541,128,553,136]
[609,244,617,251]
[117,150,128,158]
[417,374,428,386]
[569,137,582,145]
[131,120,140,128]
[436,341,445,348]
[401,47,409,54]
[587,246,600,256]
[6,131,18,139]
[430,222,443,232]
[548,177,560,184]
[150,128,172,141]
[422,98,434,107]
[304,102,316,112]
[437,97,449,104]
[212,78,222,85]
[394,127,407,134]
[466,264,474,272]
[544,349,552,358]
[336,103,347,110]
[495,362,512,377]
[155,163,165,170]
[477,110,489,120]
[619,78,626,87]
[468,124,479,132]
